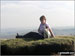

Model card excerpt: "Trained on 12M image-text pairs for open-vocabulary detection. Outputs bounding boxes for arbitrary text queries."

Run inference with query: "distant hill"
[0,27,75,39]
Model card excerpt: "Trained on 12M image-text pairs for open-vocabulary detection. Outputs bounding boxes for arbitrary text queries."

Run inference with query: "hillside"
[1,36,75,55]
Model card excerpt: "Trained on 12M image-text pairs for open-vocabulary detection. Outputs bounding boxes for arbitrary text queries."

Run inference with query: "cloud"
[1,1,74,10]
[1,1,74,29]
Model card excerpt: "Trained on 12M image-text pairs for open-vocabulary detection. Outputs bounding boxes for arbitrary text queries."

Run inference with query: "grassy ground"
[1,36,75,55]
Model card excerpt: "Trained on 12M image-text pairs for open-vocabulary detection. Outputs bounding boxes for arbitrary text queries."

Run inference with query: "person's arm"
[49,28,55,37]
[38,24,40,33]
[46,24,55,37]
[38,27,40,32]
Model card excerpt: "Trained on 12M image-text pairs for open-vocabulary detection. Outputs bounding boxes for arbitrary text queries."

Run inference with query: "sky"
[1,1,74,29]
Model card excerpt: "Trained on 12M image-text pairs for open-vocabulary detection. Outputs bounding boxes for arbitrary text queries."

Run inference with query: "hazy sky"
[1,1,74,29]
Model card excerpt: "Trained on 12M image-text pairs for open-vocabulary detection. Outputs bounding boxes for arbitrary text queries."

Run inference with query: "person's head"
[40,15,46,24]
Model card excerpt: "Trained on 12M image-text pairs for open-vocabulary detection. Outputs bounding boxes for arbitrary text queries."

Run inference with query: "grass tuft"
[1,36,75,55]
